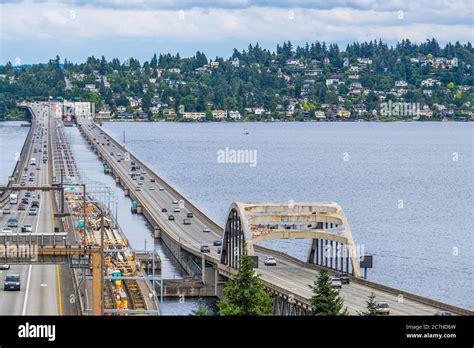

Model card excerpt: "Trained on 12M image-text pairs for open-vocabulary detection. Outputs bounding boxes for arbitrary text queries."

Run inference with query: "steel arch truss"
[220,202,361,277]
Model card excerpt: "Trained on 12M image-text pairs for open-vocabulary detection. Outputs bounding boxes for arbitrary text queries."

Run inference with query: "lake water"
[100,121,474,310]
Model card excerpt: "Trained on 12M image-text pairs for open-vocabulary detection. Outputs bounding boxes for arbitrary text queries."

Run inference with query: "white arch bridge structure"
[220,202,362,278]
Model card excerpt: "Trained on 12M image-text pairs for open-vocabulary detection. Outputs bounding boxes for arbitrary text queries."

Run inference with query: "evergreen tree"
[218,254,273,316]
[359,292,380,316]
[309,268,347,316]
[191,298,214,316]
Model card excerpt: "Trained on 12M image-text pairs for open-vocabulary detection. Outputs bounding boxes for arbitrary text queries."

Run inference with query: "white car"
[264,257,277,266]
[1,227,13,233]
[173,207,181,213]
[159,187,165,191]
[330,277,342,289]
[375,302,390,315]
[21,224,33,233]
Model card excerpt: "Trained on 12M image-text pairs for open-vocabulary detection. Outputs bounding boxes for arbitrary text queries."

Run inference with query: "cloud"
[0,1,472,63]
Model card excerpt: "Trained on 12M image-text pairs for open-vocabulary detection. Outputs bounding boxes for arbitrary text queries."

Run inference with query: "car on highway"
[161,208,167,212]
[21,224,33,233]
[28,207,38,216]
[217,247,222,254]
[200,245,210,253]
[151,178,156,183]
[7,219,18,228]
[330,277,342,289]
[18,204,26,211]
[187,212,194,218]
[434,311,453,316]
[172,200,179,204]
[0,264,10,270]
[158,186,164,191]
[1,227,13,233]
[264,256,277,266]
[183,218,192,225]
[375,301,390,315]
[135,187,141,191]
[31,201,39,208]
[25,192,31,197]
[203,227,211,233]
[2,208,11,215]
[4,274,21,291]
[173,207,181,213]
[21,198,29,204]
[335,272,350,284]
[213,240,222,246]
[168,215,175,221]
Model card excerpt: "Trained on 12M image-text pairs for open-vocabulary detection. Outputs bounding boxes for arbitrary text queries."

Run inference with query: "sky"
[0,0,473,64]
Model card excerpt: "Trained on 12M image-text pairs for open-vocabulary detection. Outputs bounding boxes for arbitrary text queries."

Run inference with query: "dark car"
[335,272,350,284]
[434,311,454,316]
[21,198,29,204]
[4,274,21,291]
[161,208,167,212]
[25,192,32,197]
[7,219,18,228]
[213,240,222,246]
[31,201,40,208]
[0,264,10,270]
[187,212,194,218]
[168,215,175,221]
[200,245,210,253]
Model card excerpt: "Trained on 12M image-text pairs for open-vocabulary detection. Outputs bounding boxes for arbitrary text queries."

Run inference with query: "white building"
[228,110,242,120]
[183,112,205,121]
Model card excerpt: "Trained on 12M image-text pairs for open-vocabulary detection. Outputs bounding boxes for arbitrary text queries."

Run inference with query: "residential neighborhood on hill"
[1,39,473,122]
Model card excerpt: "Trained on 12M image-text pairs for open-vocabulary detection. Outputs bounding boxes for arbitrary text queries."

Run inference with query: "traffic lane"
[0,264,30,315]
[255,251,438,315]
[25,264,59,315]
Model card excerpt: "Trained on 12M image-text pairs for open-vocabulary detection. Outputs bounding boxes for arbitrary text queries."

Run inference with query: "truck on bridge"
[9,193,18,204]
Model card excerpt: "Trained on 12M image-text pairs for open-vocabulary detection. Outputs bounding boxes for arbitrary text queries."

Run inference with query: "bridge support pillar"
[136,205,142,214]
[153,226,161,238]
[124,188,129,196]
[307,238,317,264]
[115,176,120,184]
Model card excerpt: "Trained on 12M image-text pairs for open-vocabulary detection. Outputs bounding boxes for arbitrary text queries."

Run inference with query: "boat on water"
[243,129,249,134]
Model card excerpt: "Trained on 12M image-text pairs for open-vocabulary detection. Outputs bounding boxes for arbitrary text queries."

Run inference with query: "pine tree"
[359,292,379,316]
[191,298,214,316]
[309,268,347,316]
[218,255,273,316]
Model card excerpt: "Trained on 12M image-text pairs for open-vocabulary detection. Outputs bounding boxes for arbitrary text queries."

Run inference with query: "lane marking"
[22,264,32,315]
[56,264,63,315]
